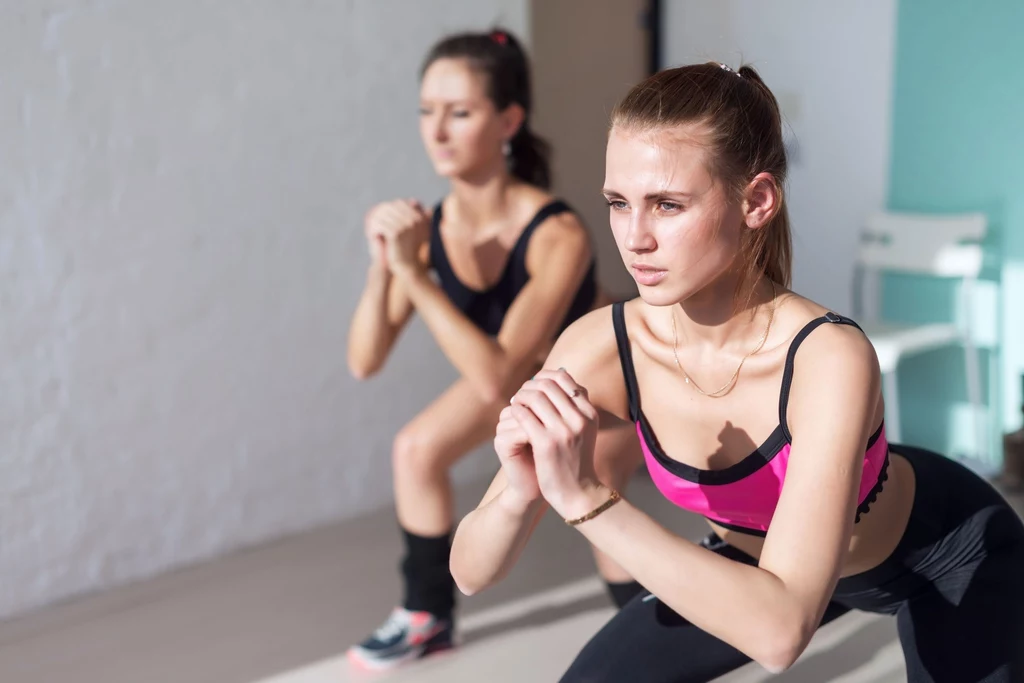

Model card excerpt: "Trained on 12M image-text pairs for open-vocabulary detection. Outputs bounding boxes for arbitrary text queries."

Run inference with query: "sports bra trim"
[429,199,572,296]
[612,303,882,484]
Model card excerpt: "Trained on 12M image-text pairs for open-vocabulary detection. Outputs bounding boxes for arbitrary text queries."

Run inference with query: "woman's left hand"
[508,368,603,518]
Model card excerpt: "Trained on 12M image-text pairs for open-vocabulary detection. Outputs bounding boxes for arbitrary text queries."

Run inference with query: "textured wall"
[0,0,527,620]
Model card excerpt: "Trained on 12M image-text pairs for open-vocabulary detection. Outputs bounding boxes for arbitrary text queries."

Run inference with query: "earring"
[502,140,511,157]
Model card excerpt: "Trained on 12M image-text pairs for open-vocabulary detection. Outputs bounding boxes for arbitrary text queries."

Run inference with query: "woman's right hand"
[494,404,542,510]
[363,202,392,273]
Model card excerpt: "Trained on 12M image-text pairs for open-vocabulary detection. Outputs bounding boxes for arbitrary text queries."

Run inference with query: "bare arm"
[346,201,423,379]
[346,263,416,379]
[449,465,550,594]
[450,308,629,594]
[541,323,881,672]
[393,212,595,403]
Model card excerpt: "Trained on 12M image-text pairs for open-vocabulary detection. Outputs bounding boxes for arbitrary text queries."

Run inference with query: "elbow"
[448,524,503,598]
[471,370,509,405]
[475,358,527,404]
[450,570,480,598]
[753,620,809,674]
[347,360,376,381]
[756,648,800,676]
[449,549,484,598]
[475,381,504,405]
[347,349,381,381]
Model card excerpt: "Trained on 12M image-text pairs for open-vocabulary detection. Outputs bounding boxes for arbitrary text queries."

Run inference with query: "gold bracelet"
[565,489,622,526]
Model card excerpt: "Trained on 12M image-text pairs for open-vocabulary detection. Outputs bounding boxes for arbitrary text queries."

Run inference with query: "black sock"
[400,527,455,620]
[605,579,644,608]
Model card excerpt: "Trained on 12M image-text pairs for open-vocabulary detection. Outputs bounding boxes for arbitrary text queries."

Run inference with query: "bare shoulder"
[545,303,631,421]
[551,303,618,358]
[777,292,878,373]
[795,318,878,378]
[778,293,881,430]
[526,210,591,270]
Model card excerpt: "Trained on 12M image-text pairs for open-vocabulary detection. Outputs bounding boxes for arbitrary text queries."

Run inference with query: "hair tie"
[490,30,508,46]
[720,63,742,78]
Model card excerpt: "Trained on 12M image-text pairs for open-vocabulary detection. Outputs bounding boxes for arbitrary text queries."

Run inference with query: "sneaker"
[347,607,454,671]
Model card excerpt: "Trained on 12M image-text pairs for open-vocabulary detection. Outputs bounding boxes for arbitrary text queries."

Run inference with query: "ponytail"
[508,123,552,189]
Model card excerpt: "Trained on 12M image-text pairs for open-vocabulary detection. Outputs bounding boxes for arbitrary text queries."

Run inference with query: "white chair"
[854,211,988,458]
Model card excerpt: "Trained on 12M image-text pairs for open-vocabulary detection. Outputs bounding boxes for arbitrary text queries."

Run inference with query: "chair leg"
[882,369,902,445]
[963,338,985,462]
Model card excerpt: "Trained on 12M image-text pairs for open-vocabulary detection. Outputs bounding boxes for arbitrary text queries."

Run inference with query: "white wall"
[662,0,896,313]
[0,0,527,620]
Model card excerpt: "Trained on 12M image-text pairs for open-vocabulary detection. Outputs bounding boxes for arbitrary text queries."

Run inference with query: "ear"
[499,102,526,143]
[742,172,780,230]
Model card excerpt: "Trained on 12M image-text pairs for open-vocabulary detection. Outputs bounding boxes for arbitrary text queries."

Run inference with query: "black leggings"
[561,446,1024,682]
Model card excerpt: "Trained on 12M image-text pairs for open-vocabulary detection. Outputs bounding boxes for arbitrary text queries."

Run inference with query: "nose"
[623,211,656,253]
[431,112,449,143]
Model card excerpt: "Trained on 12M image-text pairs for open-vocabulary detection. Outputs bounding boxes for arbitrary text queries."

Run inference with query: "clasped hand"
[363,198,430,276]
[495,368,605,519]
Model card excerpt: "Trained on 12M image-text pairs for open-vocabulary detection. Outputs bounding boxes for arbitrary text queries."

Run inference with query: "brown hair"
[611,62,792,305]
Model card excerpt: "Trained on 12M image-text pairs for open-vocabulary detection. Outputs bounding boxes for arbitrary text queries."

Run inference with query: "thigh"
[398,378,507,469]
[897,546,1024,683]
[558,588,753,683]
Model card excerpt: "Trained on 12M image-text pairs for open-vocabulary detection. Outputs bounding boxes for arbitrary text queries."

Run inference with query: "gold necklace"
[671,281,778,398]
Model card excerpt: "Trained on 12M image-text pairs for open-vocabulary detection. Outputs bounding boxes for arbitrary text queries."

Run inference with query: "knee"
[392,426,444,479]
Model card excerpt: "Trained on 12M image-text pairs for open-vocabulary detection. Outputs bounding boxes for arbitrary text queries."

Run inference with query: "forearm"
[566,492,813,671]
[398,268,521,402]
[450,488,548,595]
[347,268,398,378]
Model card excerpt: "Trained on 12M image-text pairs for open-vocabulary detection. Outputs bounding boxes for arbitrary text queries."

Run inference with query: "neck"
[448,166,518,227]
[672,271,776,353]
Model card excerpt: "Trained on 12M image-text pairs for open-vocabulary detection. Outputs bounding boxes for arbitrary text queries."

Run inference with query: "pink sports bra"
[612,302,890,537]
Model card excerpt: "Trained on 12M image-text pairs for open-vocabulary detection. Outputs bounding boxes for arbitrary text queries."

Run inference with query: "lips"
[630,264,667,286]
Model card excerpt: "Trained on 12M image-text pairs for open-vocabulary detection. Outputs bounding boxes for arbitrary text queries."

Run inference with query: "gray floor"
[1,471,1020,683]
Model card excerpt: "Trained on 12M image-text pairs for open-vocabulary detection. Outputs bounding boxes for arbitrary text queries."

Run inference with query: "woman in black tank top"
[345,28,644,671]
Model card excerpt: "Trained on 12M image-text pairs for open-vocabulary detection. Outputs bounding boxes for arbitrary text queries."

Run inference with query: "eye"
[606,199,628,211]
[452,110,470,118]
[418,107,432,116]
[657,201,683,213]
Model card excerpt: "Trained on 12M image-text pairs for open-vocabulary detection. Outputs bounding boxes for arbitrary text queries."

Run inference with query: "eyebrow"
[601,189,693,201]
[419,99,475,107]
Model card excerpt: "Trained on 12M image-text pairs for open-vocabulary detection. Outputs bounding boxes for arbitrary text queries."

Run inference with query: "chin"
[431,160,461,177]
[634,283,685,308]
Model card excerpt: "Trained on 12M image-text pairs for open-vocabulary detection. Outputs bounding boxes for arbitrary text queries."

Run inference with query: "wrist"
[393,262,429,285]
[391,262,423,280]
[366,263,391,286]
[496,486,543,517]
[553,480,614,522]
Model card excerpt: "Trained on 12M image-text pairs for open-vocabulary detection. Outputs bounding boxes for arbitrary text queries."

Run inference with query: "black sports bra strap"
[611,302,641,421]
[778,312,863,440]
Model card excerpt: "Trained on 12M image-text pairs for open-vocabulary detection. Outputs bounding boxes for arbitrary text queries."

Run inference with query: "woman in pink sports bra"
[451,62,1024,682]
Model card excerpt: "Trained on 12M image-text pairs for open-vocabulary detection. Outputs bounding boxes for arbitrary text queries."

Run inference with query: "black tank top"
[429,199,598,337]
